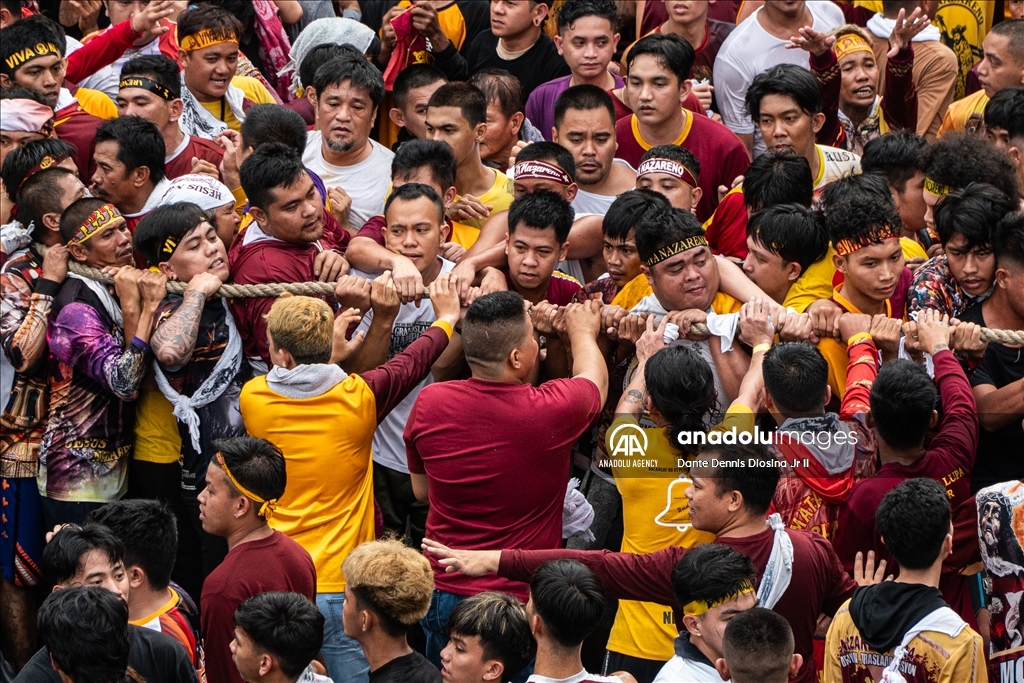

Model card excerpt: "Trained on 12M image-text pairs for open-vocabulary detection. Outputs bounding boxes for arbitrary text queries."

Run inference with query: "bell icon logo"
[608,422,648,458]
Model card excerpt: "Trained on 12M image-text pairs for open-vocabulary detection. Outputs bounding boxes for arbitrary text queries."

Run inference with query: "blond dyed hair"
[265,294,334,365]
[342,539,434,637]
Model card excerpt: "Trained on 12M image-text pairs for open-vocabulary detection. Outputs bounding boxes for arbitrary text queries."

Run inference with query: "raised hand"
[786,25,836,57]
[888,7,930,57]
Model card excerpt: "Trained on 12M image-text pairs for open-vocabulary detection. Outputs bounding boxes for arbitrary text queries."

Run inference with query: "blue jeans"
[317,592,369,683]
[422,589,467,668]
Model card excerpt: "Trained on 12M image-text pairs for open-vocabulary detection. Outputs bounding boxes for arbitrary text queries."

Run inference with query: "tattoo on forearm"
[623,389,644,405]
[151,291,206,368]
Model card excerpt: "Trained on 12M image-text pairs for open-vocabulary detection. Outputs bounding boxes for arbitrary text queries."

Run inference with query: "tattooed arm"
[151,274,223,370]
[614,316,670,419]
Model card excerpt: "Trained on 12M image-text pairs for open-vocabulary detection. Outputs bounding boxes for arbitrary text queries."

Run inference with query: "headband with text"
[179,28,239,52]
[511,160,572,186]
[68,204,124,246]
[119,76,174,101]
[637,157,698,189]
[644,235,708,267]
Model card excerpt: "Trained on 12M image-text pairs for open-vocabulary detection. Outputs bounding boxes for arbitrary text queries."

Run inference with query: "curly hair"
[920,133,1020,201]
[342,539,435,638]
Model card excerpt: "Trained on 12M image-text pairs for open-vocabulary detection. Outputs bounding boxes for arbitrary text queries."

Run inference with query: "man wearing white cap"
[161,174,239,250]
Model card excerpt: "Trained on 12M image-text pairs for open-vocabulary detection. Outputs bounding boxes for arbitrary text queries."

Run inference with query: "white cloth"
[152,299,243,453]
[65,36,119,100]
[160,173,234,212]
[813,145,861,192]
[897,337,936,378]
[528,671,625,683]
[353,259,455,472]
[651,656,721,683]
[879,606,966,683]
[302,131,393,230]
[570,160,636,215]
[67,272,123,327]
[54,88,79,113]
[285,18,376,88]
[715,2,845,156]
[179,74,247,140]
[0,220,32,257]
[705,311,739,352]
[757,513,795,610]
[562,478,595,542]
[265,362,348,399]
[866,13,941,42]
[663,322,680,344]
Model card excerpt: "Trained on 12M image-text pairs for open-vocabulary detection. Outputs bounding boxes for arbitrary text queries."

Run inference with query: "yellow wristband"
[752,343,772,355]
[431,319,454,339]
[847,332,872,346]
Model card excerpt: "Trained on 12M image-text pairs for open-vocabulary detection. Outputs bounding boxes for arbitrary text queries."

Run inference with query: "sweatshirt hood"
[848,583,947,653]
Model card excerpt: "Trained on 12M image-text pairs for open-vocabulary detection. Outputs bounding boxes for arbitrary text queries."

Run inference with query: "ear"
[679,77,692,101]
[681,614,701,637]
[157,261,177,280]
[389,107,406,128]
[762,387,774,411]
[236,494,253,518]
[532,2,548,26]
[510,111,525,136]
[259,653,274,676]
[565,182,578,202]
[475,121,487,143]
[307,86,318,111]
[0,73,10,88]
[714,658,731,682]
[558,241,570,262]
[178,49,189,66]
[132,164,152,188]
[0,8,12,28]
[482,659,505,682]
[865,410,875,429]
[929,409,939,429]
[691,185,703,209]
[169,98,185,122]
[824,384,832,407]
[68,241,90,263]
[440,220,451,243]
[529,611,544,637]
[785,259,802,283]
[249,205,268,227]
[551,126,559,143]
[832,251,846,274]
[811,112,826,134]
[553,34,564,55]
[444,186,457,207]
[41,211,62,233]
[128,565,146,589]
[789,654,804,678]
[641,263,653,286]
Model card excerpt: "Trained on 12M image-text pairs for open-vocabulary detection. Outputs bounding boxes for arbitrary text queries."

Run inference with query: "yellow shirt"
[611,276,743,317]
[132,389,182,464]
[198,76,276,133]
[241,373,378,593]
[458,169,514,230]
[817,284,900,398]
[783,248,837,314]
[607,405,754,659]
[938,89,989,137]
[75,87,117,119]
[900,236,928,262]
[450,220,480,250]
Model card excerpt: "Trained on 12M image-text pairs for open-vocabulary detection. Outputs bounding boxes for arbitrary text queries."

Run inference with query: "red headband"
[512,160,572,186]
[15,153,71,195]
[637,158,698,189]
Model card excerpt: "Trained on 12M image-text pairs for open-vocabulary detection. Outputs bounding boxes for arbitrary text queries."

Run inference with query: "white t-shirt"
[571,160,636,215]
[353,258,455,473]
[302,131,394,230]
[813,144,861,193]
[714,3,845,157]
[652,655,721,683]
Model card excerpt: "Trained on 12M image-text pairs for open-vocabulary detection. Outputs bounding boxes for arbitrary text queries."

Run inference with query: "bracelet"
[847,332,872,346]
[751,343,771,355]
[431,319,454,339]
[131,336,151,352]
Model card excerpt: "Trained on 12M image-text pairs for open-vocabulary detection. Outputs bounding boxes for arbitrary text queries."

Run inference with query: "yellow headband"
[4,41,60,71]
[645,235,708,267]
[833,34,873,62]
[834,223,900,256]
[923,177,952,199]
[179,28,238,52]
[215,451,278,520]
[683,584,756,617]
[67,204,124,246]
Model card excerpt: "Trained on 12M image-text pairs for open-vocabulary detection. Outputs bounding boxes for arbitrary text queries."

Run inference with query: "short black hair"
[553,84,616,130]
[393,138,457,190]
[920,132,1020,201]
[462,291,530,366]
[722,608,795,683]
[671,543,757,611]
[177,4,243,47]
[626,32,695,83]
[745,64,823,122]
[742,152,813,212]
[312,54,385,110]
[428,81,487,128]
[384,182,444,223]
[634,206,705,266]
[38,587,131,683]
[702,443,781,516]
[120,54,181,100]
[0,14,66,75]
[0,84,52,107]
[298,44,349,90]
[556,0,618,33]
[602,189,670,241]
[469,69,525,119]
[514,141,576,182]
[14,167,77,239]
[213,436,287,504]
[132,202,211,267]
[994,211,1024,271]
[870,359,938,449]
[876,478,951,570]
[234,592,325,678]
[392,62,448,110]
[984,86,1024,140]
[239,142,307,211]
[860,130,927,194]
[507,190,575,244]
[934,182,1017,250]
[240,103,308,153]
[748,204,828,276]
[820,171,894,217]
[2,137,78,201]
[59,197,111,244]
[448,592,535,683]
[826,196,901,252]
[990,18,1024,56]
[42,523,124,587]
[94,115,166,185]
[87,499,178,591]
[645,346,717,456]
[639,144,701,180]
[529,560,605,648]
[762,342,830,413]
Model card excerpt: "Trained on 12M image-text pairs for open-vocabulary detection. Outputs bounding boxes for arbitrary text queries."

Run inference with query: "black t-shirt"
[463,31,571,98]
[370,651,442,683]
[14,624,200,683]
[960,303,1024,492]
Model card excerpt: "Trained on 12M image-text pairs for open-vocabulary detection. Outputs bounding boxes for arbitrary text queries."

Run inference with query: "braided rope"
[53,249,1024,345]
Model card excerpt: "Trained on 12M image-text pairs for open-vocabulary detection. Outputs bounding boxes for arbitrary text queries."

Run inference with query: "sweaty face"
[76,219,135,269]
[627,54,683,128]
[506,224,566,294]
[757,94,818,159]
[603,232,641,289]
[743,235,794,304]
[10,55,65,108]
[0,129,46,167]
[556,15,618,79]
[479,101,519,165]
[61,549,130,601]
[116,86,173,130]
[181,43,239,101]
[383,196,445,274]
[163,222,230,283]
[893,171,927,233]
[317,80,376,155]
[490,0,538,38]
[636,172,697,211]
[426,105,482,166]
[91,140,137,209]
[838,50,878,111]
[259,172,324,244]
[555,106,616,186]
[944,233,995,297]
[976,33,1024,98]
[398,80,445,140]
[836,239,904,304]
[647,245,720,312]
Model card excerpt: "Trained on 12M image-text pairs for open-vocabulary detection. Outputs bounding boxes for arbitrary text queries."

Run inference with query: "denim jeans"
[317,592,370,683]
[421,589,467,668]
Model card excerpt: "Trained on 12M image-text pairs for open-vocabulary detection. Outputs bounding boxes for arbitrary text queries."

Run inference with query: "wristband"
[847,332,872,346]
[751,343,771,355]
[431,319,454,339]
[131,336,151,352]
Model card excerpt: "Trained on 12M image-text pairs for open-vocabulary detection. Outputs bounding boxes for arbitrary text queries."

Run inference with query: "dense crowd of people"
[0,0,1023,682]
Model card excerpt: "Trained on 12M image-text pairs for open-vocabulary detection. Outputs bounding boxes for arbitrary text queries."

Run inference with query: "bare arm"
[564,300,609,406]
[411,472,429,503]
[151,291,205,369]
[272,0,304,25]
[974,380,1024,432]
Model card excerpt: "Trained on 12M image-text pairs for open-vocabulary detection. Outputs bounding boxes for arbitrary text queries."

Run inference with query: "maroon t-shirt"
[406,377,602,600]
[165,135,225,180]
[505,271,584,306]
[54,103,102,180]
[498,526,856,683]
[201,531,316,683]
